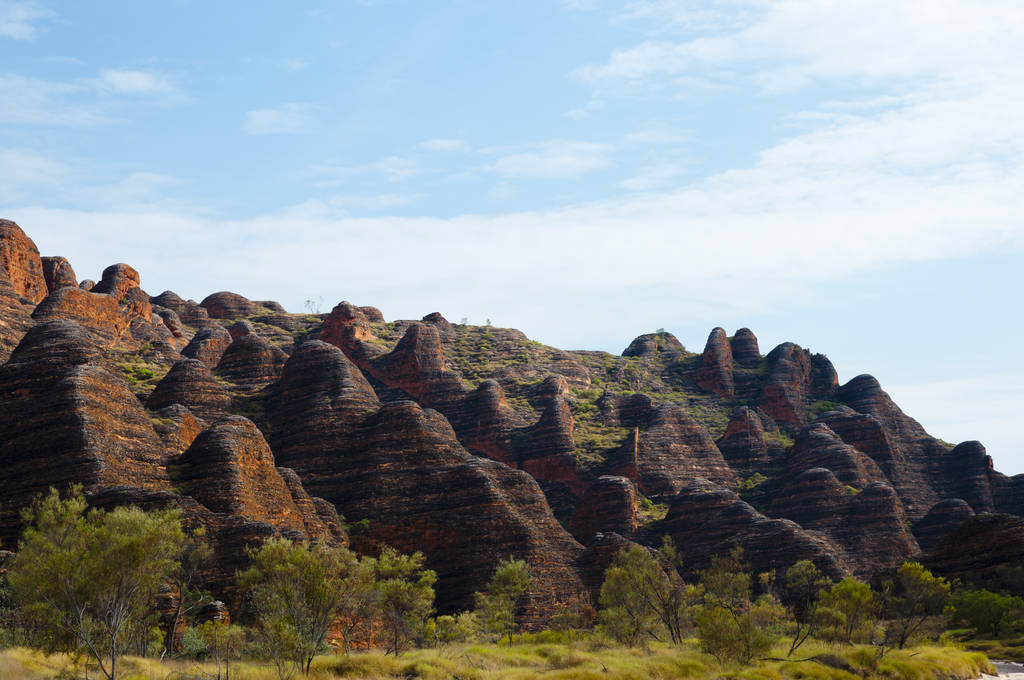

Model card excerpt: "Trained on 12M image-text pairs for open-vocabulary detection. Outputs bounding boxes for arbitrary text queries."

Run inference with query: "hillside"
[1,218,1022,621]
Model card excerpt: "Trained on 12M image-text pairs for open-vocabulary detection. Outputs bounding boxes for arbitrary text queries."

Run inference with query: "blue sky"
[2,1,1023,474]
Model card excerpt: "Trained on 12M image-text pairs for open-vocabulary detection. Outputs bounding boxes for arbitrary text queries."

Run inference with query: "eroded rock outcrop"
[216,333,288,394]
[200,291,256,319]
[175,417,315,535]
[730,328,761,368]
[182,324,233,368]
[0,261,33,362]
[41,256,78,293]
[914,499,975,553]
[268,348,585,622]
[662,479,846,579]
[0,321,170,546]
[148,358,233,423]
[606,405,735,501]
[0,220,47,303]
[696,327,734,397]
[568,476,637,543]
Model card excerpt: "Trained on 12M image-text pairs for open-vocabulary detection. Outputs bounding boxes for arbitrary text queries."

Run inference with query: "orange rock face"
[0,220,47,303]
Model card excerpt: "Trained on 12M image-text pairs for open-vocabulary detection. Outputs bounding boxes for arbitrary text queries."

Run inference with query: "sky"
[1,1,1022,474]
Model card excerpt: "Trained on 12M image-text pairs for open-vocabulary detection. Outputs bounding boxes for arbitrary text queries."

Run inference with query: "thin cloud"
[494,140,613,179]
[0,0,52,40]
[242,103,317,135]
[90,69,178,96]
[418,138,469,152]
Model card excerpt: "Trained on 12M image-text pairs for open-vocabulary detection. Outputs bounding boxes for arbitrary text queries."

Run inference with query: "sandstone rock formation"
[695,327,734,397]
[41,256,78,292]
[201,291,257,319]
[0,219,47,303]
[148,358,233,423]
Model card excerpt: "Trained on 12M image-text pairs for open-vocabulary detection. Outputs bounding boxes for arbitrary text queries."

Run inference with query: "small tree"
[368,546,436,656]
[780,560,830,656]
[165,530,214,657]
[197,620,247,680]
[819,576,876,644]
[949,589,1024,638]
[879,562,950,649]
[695,547,777,664]
[8,486,184,680]
[238,538,364,678]
[474,557,532,646]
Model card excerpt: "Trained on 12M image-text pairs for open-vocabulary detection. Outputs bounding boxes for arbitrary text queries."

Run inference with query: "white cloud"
[578,1,1024,93]
[242,103,317,135]
[493,140,613,179]
[0,148,70,203]
[418,138,469,152]
[0,74,107,125]
[618,163,686,190]
[90,69,177,95]
[0,0,52,40]
[311,155,419,186]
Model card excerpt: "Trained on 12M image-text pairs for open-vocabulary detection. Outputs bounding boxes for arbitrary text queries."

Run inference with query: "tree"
[949,589,1024,638]
[164,530,214,657]
[474,557,532,646]
[695,547,778,664]
[819,576,876,644]
[599,540,696,646]
[7,486,184,680]
[238,538,365,678]
[879,562,950,649]
[780,560,830,656]
[196,620,247,680]
[368,546,436,656]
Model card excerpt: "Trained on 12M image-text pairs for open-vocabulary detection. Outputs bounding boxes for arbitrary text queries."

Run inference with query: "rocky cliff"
[1,218,1020,622]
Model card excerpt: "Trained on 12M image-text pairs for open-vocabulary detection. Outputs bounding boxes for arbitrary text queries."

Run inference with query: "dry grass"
[0,641,993,680]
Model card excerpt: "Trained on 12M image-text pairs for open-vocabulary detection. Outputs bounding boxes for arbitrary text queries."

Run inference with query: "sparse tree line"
[0,488,1020,679]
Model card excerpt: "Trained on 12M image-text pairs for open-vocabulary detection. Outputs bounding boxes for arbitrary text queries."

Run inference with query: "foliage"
[780,560,830,656]
[878,562,950,650]
[238,537,366,678]
[7,486,184,680]
[738,473,768,491]
[196,620,247,680]
[367,546,437,656]
[695,547,781,664]
[817,576,877,644]
[599,539,697,646]
[165,529,214,657]
[949,588,1024,638]
[474,557,532,646]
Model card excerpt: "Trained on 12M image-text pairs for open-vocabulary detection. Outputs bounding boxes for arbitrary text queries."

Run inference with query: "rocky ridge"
[1,218,1022,621]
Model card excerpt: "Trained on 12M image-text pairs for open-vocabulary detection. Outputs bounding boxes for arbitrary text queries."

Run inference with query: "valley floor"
[0,641,993,680]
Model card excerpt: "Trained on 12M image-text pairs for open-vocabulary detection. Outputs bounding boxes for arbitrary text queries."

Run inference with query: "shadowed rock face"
[148,358,233,423]
[41,256,78,293]
[622,331,685,359]
[832,376,997,520]
[216,334,288,394]
[568,476,637,543]
[926,514,1024,590]
[182,324,233,367]
[696,327,734,397]
[268,349,585,622]
[0,262,33,362]
[91,263,142,301]
[0,220,47,303]
[175,417,316,535]
[758,343,837,429]
[716,406,783,476]
[730,328,761,368]
[914,499,975,553]
[787,424,888,489]
[606,405,735,501]
[0,321,171,547]
[662,479,847,579]
[200,291,256,319]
